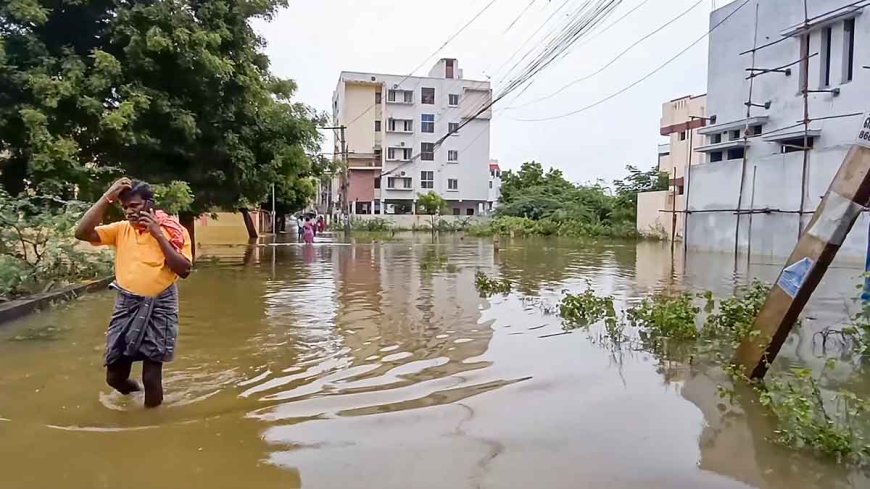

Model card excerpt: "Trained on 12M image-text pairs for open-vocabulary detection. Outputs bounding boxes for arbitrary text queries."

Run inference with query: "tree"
[0,0,322,217]
[611,165,669,223]
[417,191,447,231]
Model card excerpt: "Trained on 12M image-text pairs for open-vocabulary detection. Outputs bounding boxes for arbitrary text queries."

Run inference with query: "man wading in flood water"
[75,178,192,407]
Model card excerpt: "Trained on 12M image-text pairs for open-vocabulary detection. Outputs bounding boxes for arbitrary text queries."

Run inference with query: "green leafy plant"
[703,280,769,348]
[559,288,616,329]
[474,271,512,297]
[351,218,393,232]
[0,191,112,300]
[627,293,699,341]
[758,368,870,464]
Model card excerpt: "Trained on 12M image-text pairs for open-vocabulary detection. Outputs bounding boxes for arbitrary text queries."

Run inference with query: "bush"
[759,368,870,463]
[0,191,112,300]
[474,271,512,297]
[351,217,392,232]
[559,289,616,329]
[627,294,699,341]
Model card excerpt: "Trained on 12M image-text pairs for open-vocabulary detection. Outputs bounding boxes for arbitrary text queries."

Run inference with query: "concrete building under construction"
[683,0,869,259]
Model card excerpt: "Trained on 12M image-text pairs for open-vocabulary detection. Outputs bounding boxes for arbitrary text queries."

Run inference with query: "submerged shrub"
[627,294,699,341]
[559,289,616,329]
[474,271,512,297]
[759,368,870,464]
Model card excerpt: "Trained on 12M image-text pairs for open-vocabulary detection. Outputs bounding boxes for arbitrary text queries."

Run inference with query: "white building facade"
[488,159,502,213]
[332,59,493,216]
[687,0,869,259]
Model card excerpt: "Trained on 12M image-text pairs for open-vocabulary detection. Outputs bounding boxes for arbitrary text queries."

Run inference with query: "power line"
[507,0,703,110]
[341,0,501,128]
[382,0,622,177]
[510,0,752,122]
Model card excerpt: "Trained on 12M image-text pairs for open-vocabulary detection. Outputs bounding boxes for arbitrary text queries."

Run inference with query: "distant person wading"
[74,178,193,408]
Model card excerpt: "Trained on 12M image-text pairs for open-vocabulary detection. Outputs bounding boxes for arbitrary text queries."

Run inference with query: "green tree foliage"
[417,191,447,215]
[417,191,448,232]
[489,161,668,238]
[0,0,322,214]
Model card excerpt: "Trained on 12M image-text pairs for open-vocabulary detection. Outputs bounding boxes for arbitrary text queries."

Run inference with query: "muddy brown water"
[0,234,868,489]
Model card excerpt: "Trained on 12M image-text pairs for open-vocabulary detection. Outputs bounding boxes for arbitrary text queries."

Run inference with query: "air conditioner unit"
[400,171,406,176]
[392,84,399,89]
[399,142,405,147]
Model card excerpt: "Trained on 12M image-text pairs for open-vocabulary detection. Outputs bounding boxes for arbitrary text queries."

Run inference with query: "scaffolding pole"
[733,1,761,263]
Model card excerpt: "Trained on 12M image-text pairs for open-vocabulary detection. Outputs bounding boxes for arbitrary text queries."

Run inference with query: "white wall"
[688,0,870,260]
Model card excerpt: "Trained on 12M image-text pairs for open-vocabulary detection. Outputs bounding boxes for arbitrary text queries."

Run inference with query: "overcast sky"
[254,0,722,185]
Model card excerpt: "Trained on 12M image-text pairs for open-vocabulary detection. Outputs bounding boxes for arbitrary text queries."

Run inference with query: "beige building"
[636,94,707,239]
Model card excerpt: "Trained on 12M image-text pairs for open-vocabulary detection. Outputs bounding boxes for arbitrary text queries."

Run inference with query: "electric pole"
[320,124,348,228]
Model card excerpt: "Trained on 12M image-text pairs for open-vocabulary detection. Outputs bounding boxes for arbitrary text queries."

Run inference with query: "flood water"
[1,234,868,489]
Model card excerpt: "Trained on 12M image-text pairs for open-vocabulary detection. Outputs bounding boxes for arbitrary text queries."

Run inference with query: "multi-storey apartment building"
[685,0,869,259]
[331,59,493,216]
[637,94,707,239]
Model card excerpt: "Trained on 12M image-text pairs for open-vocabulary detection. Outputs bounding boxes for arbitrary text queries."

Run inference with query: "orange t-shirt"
[93,221,192,297]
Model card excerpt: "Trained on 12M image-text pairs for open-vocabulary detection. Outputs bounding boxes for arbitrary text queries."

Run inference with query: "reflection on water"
[0,234,867,488]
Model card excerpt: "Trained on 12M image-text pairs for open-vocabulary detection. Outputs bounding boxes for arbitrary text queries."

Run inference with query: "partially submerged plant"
[627,293,699,341]
[474,271,512,297]
[703,280,769,349]
[559,288,616,329]
[758,368,870,464]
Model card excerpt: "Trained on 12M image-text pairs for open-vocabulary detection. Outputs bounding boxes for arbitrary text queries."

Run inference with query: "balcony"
[386,177,413,191]
[387,90,414,105]
[386,120,414,134]
[386,147,413,162]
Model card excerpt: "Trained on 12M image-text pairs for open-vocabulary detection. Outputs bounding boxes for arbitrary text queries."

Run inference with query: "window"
[375,91,382,104]
[448,178,458,191]
[844,18,855,83]
[798,34,809,93]
[710,151,723,162]
[730,129,741,141]
[489,181,493,189]
[452,208,460,216]
[449,94,460,106]
[750,124,763,136]
[375,120,381,132]
[421,114,435,133]
[448,122,459,135]
[421,87,435,104]
[821,26,833,87]
[447,150,458,162]
[387,90,397,102]
[446,59,455,79]
[710,133,722,144]
[780,137,815,154]
[404,91,413,103]
[679,131,687,141]
[466,208,474,216]
[420,171,434,189]
[374,148,382,159]
[403,120,412,132]
[421,143,434,161]
[726,147,745,160]
[374,177,381,189]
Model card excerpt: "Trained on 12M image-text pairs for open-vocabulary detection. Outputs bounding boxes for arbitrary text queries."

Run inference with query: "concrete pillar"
[370,200,376,215]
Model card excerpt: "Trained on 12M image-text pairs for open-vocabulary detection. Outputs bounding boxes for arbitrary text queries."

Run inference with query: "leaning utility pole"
[736,118,870,379]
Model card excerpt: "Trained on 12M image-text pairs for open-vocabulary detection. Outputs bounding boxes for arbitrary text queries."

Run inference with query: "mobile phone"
[136,200,154,220]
